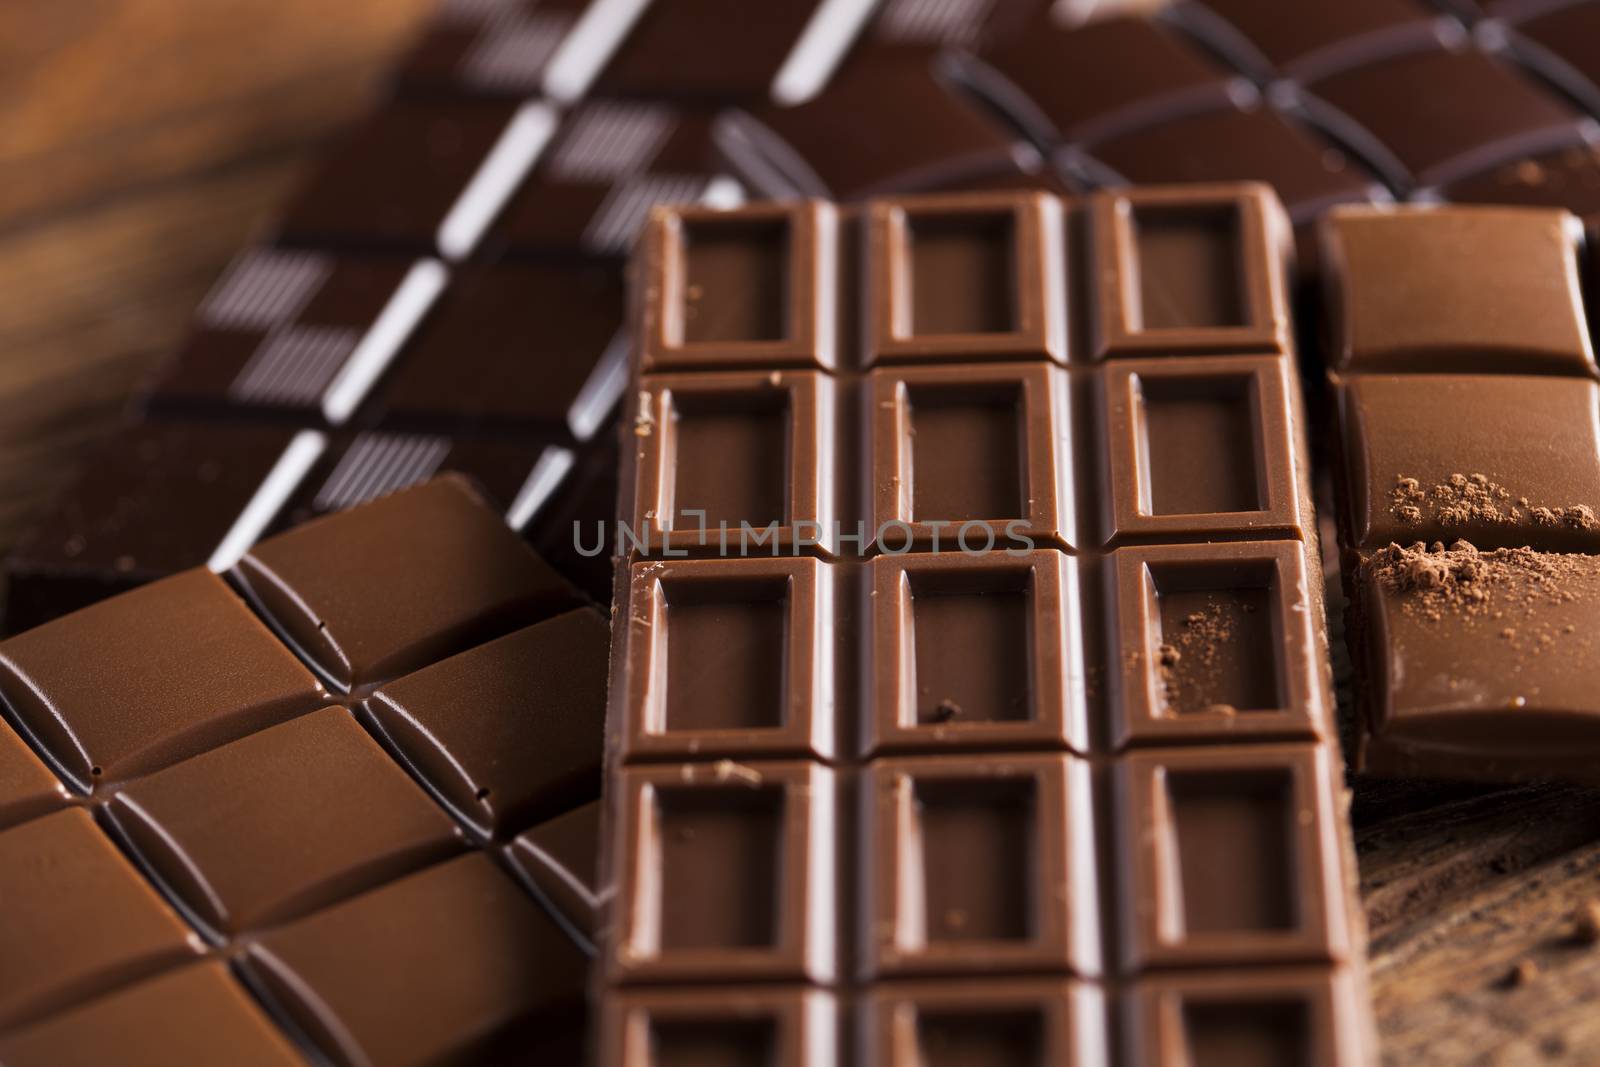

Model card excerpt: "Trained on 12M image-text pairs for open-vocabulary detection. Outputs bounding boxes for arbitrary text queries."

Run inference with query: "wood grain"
[4,4,1600,1064]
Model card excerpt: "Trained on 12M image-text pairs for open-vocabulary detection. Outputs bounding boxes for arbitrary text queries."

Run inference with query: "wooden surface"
[4,4,1600,1064]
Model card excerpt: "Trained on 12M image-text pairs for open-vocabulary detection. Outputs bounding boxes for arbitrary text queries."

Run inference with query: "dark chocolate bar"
[1321,201,1600,783]
[0,477,604,1063]
[596,184,1373,1064]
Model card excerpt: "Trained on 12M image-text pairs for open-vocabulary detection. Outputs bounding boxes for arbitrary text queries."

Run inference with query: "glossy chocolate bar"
[0,477,603,1063]
[596,184,1373,1065]
[1321,201,1600,783]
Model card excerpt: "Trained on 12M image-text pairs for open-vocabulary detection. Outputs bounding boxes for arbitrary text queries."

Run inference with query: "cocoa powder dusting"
[1157,601,1239,715]
[1390,474,1597,532]
[1370,540,1600,656]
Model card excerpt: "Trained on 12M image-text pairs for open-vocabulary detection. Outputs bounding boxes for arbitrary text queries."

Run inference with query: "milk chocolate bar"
[0,477,604,1063]
[596,184,1373,1064]
[1321,201,1600,783]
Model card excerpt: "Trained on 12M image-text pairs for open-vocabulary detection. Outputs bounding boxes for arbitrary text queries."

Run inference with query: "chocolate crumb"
[1156,601,1240,714]
[1507,959,1540,988]
[1574,901,1600,946]
[1388,474,1596,532]
[929,699,961,724]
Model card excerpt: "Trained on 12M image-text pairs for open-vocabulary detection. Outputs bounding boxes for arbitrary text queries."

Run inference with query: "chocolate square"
[862,754,1099,979]
[865,980,1104,1066]
[367,609,608,836]
[232,475,583,691]
[1321,205,1593,376]
[1355,541,1600,783]
[106,706,463,938]
[868,362,1070,550]
[1109,541,1328,748]
[0,568,323,791]
[1116,744,1351,969]
[241,853,586,1065]
[866,192,1066,365]
[1090,185,1292,358]
[620,557,833,762]
[974,14,1239,144]
[633,370,837,556]
[597,987,835,1067]
[0,962,303,1067]
[0,809,198,1030]
[640,201,836,373]
[610,760,836,983]
[867,550,1086,755]
[1101,355,1308,543]
[1177,0,1444,81]
[1124,966,1367,1066]
[1335,374,1600,552]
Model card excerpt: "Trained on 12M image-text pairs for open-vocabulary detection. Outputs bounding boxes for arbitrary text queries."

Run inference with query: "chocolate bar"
[596,184,1373,1064]
[1321,201,1600,783]
[0,477,604,1062]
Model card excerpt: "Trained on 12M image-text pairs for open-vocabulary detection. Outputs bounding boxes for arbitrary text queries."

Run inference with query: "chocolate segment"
[1322,205,1593,375]
[1100,354,1309,543]
[505,800,603,940]
[0,568,323,791]
[1336,374,1600,552]
[0,963,304,1067]
[242,853,587,1066]
[0,720,67,830]
[366,608,608,835]
[600,186,1371,1062]
[232,475,583,691]
[598,988,837,1067]
[1091,183,1292,357]
[864,980,1103,1066]
[0,809,199,1030]
[105,706,464,938]
[1125,967,1366,1066]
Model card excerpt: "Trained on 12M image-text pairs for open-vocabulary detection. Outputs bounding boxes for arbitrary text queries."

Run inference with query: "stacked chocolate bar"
[0,478,606,1064]
[596,184,1373,1064]
[13,0,1600,633]
[1321,202,1600,783]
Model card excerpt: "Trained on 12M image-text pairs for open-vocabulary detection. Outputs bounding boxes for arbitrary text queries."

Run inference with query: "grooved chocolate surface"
[598,185,1371,1065]
[0,480,602,1062]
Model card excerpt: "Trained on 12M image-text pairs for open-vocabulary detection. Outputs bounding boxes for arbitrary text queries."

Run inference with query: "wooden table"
[4,4,1599,1062]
